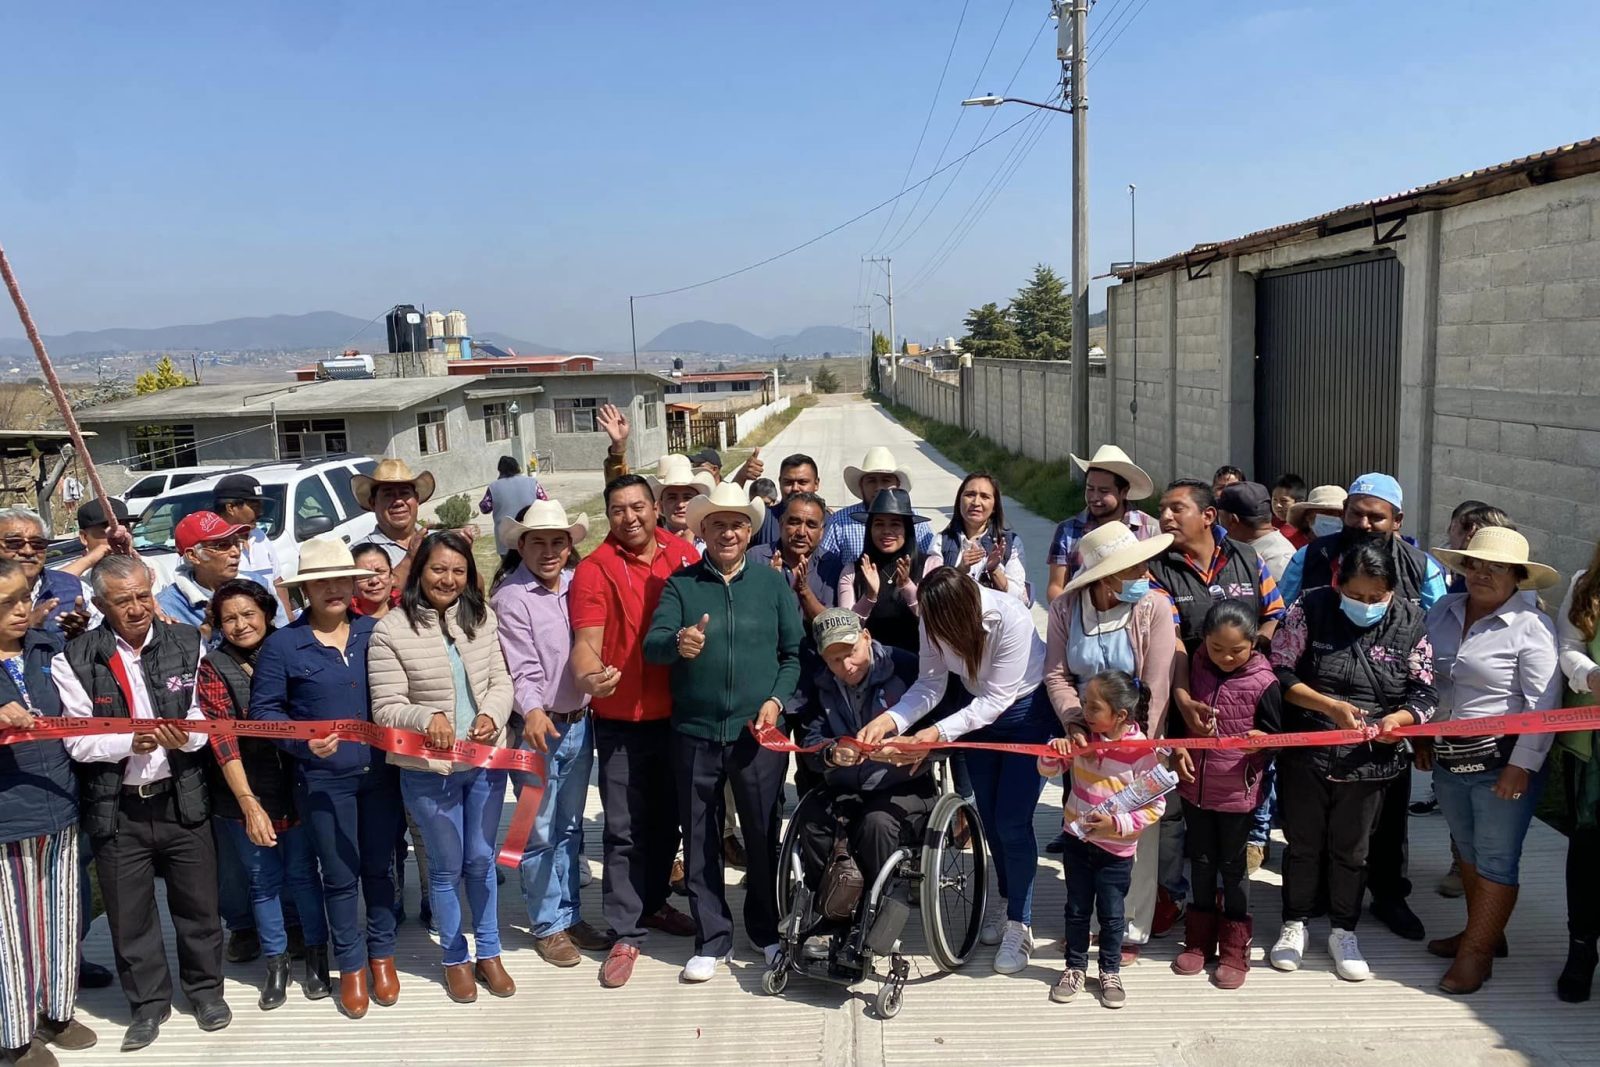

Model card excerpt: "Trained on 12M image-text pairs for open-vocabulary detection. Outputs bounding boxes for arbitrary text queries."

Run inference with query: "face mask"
[1339,593,1390,628]
[1311,515,1344,539]
[1116,578,1150,603]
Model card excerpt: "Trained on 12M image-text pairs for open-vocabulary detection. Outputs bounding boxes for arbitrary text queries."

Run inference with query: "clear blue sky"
[2,0,1596,351]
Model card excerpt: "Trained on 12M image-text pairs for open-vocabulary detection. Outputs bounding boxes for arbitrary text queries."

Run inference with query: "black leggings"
[1183,805,1254,920]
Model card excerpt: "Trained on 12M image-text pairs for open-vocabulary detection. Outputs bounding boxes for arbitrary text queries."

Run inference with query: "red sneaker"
[642,903,697,938]
[1120,943,1141,966]
[600,943,639,988]
[1152,888,1186,939]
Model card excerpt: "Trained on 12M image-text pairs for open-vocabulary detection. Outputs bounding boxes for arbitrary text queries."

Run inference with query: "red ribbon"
[1,717,547,869]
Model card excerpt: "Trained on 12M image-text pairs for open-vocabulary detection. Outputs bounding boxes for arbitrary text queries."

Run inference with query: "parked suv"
[130,455,380,584]
[118,465,238,516]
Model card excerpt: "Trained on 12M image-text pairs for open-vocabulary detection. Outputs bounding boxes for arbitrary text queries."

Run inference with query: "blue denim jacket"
[249,614,379,779]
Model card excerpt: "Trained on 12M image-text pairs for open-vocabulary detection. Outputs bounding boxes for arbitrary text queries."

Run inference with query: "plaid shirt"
[196,658,243,765]
[1047,508,1164,572]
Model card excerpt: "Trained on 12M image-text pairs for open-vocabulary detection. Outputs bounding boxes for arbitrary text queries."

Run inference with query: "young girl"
[1038,670,1167,1009]
[1171,600,1282,988]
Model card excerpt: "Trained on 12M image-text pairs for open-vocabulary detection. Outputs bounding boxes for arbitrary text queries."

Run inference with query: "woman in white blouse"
[1554,540,1600,1002]
[937,472,1030,605]
[858,568,1052,978]
[1423,527,1561,996]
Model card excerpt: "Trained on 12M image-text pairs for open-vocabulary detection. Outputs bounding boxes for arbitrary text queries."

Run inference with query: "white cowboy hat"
[685,482,767,540]
[1433,527,1559,591]
[646,454,717,499]
[1287,484,1348,523]
[351,458,436,511]
[282,537,376,586]
[1070,445,1154,501]
[1062,522,1174,595]
[842,446,913,501]
[497,499,589,550]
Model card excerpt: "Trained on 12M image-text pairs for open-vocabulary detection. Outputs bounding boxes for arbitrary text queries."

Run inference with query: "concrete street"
[65,397,1600,1066]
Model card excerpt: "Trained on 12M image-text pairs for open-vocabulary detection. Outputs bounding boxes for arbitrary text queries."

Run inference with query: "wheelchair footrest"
[865,897,911,956]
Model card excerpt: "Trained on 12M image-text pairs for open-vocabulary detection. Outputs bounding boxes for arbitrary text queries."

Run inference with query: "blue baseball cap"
[1347,473,1403,512]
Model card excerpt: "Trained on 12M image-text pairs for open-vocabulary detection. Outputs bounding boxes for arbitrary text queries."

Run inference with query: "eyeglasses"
[196,537,245,554]
[1462,558,1514,577]
[0,537,49,553]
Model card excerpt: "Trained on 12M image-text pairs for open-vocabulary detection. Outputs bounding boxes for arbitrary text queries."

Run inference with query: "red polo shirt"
[570,528,700,722]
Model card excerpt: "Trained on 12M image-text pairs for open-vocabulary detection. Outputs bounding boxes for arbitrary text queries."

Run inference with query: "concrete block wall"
[1430,170,1600,581]
[1173,271,1224,479]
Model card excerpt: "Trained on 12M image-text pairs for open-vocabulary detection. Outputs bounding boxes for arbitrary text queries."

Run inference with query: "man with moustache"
[748,491,831,623]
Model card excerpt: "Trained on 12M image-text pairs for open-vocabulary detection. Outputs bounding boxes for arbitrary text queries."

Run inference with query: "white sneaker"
[980,898,1006,946]
[682,953,729,983]
[1328,928,1370,982]
[993,920,1034,974]
[1270,920,1307,972]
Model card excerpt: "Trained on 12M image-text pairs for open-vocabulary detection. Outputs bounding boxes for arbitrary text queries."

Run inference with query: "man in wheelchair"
[795,610,940,905]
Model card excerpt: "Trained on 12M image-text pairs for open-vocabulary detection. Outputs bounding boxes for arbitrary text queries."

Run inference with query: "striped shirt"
[1054,722,1168,858]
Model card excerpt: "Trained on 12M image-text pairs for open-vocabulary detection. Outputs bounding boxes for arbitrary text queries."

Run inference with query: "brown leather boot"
[369,957,400,1007]
[1427,862,1509,959]
[1440,880,1518,995]
[475,956,516,998]
[444,963,477,1003]
[337,970,369,1019]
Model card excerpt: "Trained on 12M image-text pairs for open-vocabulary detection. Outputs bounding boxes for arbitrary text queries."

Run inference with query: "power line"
[1089,0,1157,69]
[631,109,1036,301]
[864,0,971,256]
[1087,0,1135,53]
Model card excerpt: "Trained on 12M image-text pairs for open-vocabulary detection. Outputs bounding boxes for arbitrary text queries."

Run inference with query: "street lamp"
[508,398,526,474]
[960,94,1073,115]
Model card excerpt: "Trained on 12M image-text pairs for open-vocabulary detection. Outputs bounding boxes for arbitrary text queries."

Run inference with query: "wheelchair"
[760,757,988,1018]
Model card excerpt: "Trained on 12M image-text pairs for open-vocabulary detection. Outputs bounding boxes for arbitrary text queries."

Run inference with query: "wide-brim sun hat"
[647,454,717,499]
[842,446,913,501]
[850,487,931,527]
[1062,522,1174,595]
[1287,484,1348,523]
[1433,526,1559,591]
[282,536,376,585]
[686,482,767,540]
[352,458,436,511]
[497,499,589,549]
[1070,444,1154,501]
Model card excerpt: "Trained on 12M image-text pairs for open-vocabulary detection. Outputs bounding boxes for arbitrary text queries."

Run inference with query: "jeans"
[1183,805,1254,919]
[1433,765,1546,887]
[297,765,403,972]
[962,688,1053,925]
[1061,834,1134,973]
[1247,759,1277,847]
[400,767,509,966]
[510,715,594,938]
[212,816,255,933]
[1158,797,1190,898]
[219,820,329,956]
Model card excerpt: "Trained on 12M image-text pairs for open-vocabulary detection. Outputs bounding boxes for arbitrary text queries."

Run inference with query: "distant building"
[662,370,773,400]
[292,352,598,382]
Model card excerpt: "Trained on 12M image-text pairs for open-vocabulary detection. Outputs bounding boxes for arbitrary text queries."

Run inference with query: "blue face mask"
[1116,578,1150,603]
[1311,515,1344,539]
[1339,593,1390,628]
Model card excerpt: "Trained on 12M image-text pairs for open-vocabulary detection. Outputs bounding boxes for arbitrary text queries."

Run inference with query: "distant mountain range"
[0,311,565,359]
[644,321,866,356]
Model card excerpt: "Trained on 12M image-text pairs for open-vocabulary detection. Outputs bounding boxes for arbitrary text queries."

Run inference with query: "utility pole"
[855,303,871,392]
[1129,183,1139,449]
[629,296,639,371]
[865,256,895,385]
[1061,0,1090,459]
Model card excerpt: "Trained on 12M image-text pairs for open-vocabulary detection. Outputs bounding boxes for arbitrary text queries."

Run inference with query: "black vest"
[854,551,928,655]
[1148,538,1266,652]
[1279,587,1435,782]
[1300,533,1430,607]
[203,648,298,823]
[65,621,210,839]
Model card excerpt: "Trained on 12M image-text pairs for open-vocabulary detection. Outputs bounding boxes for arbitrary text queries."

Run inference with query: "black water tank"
[386,304,427,353]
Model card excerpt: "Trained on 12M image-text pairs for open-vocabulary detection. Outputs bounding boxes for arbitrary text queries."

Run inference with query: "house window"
[489,366,522,376]
[278,418,347,460]
[553,397,603,434]
[732,380,752,392]
[482,401,513,442]
[131,424,198,471]
[417,408,448,454]
[696,382,717,394]
[643,393,660,430]
[664,383,682,394]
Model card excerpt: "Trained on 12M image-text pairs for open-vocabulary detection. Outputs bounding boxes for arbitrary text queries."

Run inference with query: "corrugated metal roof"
[1117,136,1600,281]
[73,378,467,423]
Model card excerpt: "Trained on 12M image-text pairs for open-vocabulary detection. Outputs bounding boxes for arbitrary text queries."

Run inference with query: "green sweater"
[644,557,803,742]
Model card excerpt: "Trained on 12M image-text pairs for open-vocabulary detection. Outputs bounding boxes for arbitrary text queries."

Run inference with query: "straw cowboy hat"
[685,482,766,540]
[1434,527,1559,591]
[843,446,913,501]
[497,500,589,550]
[282,537,376,586]
[646,454,717,499]
[1062,521,1174,596]
[352,458,436,511]
[1070,444,1154,501]
[1287,484,1348,523]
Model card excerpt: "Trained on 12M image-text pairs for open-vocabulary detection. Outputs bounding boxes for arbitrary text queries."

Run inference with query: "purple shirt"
[490,564,586,717]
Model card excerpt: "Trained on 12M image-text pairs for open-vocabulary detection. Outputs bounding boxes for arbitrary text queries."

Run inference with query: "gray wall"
[532,375,669,472]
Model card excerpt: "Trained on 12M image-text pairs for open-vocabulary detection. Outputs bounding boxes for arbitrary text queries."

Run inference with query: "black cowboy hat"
[851,487,931,527]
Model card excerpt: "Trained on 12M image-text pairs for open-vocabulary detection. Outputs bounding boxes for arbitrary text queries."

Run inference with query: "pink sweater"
[1040,722,1167,858]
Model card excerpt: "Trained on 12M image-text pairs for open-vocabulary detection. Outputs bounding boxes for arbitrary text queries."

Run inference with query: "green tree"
[814,365,841,394]
[135,355,191,394]
[433,494,473,529]
[960,302,1024,360]
[871,331,890,357]
[1010,263,1072,360]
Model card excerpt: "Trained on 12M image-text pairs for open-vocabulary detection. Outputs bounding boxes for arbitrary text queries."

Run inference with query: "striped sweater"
[1050,723,1167,858]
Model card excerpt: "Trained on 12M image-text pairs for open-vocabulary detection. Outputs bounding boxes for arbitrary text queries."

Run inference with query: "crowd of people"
[0,397,1594,1060]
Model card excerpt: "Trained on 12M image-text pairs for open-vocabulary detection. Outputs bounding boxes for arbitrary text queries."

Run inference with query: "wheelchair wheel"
[761,966,789,996]
[776,787,832,917]
[875,979,903,1019]
[919,792,987,971]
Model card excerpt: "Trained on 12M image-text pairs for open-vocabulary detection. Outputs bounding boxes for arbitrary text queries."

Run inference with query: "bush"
[433,493,473,530]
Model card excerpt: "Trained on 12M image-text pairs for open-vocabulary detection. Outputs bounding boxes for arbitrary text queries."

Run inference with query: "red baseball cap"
[174,511,250,554]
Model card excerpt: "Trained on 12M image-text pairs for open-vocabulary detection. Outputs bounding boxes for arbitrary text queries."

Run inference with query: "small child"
[1038,670,1166,1009]
[1172,600,1282,988]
